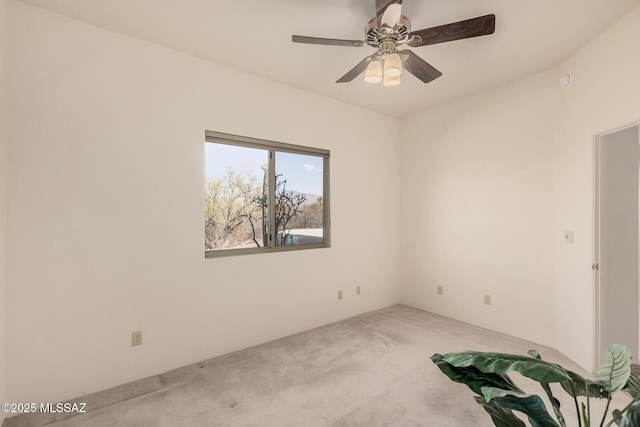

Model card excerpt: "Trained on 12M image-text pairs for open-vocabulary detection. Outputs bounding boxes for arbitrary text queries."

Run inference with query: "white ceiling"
[18,0,640,117]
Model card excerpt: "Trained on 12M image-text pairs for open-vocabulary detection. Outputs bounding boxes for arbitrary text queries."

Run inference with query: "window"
[205,131,330,257]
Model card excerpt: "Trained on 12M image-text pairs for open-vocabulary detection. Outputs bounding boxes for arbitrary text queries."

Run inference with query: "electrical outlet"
[437,285,443,295]
[338,290,343,300]
[356,286,361,295]
[484,295,492,306]
[131,331,142,347]
[564,231,574,244]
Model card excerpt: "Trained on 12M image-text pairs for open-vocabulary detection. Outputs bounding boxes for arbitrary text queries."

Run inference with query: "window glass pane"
[274,152,324,246]
[205,143,269,250]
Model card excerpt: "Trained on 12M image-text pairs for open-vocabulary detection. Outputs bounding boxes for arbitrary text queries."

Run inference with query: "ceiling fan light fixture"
[383,53,402,77]
[364,60,383,84]
[383,73,401,87]
[292,2,496,86]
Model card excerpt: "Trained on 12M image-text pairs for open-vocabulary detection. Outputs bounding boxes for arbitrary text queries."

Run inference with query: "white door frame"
[593,119,640,370]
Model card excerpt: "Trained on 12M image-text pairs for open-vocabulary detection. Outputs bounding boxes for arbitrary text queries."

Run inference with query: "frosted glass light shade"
[383,53,402,77]
[383,73,401,86]
[364,60,383,84]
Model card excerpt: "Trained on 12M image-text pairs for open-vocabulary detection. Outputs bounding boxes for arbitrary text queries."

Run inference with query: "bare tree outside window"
[204,167,265,250]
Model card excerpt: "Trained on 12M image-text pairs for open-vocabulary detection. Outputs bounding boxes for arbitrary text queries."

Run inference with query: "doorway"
[594,123,640,368]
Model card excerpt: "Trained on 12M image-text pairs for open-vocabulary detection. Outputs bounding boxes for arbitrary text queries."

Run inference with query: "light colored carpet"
[2,305,623,426]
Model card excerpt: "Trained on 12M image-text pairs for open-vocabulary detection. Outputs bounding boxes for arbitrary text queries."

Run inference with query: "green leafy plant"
[432,345,640,427]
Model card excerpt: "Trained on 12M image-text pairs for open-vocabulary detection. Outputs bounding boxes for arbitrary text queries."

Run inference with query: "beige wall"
[553,4,640,369]
[0,0,8,421]
[400,4,640,370]
[400,70,558,347]
[7,2,401,403]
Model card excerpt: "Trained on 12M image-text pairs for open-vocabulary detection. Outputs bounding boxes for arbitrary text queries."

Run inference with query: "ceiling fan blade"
[400,50,442,84]
[408,14,495,47]
[376,0,403,28]
[292,35,366,47]
[337,56,373,83]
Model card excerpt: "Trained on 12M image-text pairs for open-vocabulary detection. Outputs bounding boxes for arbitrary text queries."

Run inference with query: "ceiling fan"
[292,0,495,86]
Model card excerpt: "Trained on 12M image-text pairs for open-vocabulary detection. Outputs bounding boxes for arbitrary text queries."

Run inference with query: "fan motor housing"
[365,16,411,47]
